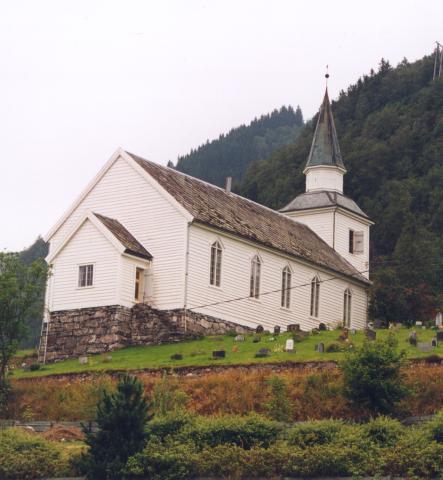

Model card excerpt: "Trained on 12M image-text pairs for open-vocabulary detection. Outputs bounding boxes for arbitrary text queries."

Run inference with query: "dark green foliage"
[183,414,282,449]
[19,237,49,348]
[77,374,151,479]
[428,410,443,443]
[175,105,304,187]
[341,334,408,414]
[238,55,443,323]
[0,252,48,407]
[288,419,346,447]
[265,375,293,422]
[362,416,405,446]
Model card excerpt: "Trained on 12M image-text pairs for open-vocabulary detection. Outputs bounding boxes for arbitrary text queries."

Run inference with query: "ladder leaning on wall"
[37,320,49,364]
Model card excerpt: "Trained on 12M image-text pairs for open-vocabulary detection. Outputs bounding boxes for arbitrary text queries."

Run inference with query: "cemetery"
[11,324,443,379]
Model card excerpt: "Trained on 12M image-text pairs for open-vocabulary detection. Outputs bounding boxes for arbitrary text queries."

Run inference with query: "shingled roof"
[280,191,369,218]
[94,213,152,260]
[127,152,369,285]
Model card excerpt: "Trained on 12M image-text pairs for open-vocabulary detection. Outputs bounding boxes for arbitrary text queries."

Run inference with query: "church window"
[310,275,320,317]
[249,255,261,299]
[343,288,352,327]
[281,266,291,308]
[349,230,354,253]
[210,241,222,286]
[78,264,93,287]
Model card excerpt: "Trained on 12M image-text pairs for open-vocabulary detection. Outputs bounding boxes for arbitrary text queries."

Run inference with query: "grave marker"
[285,339,294,352]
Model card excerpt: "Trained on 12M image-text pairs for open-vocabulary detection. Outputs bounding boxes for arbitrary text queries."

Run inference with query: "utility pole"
[433,41,443,81]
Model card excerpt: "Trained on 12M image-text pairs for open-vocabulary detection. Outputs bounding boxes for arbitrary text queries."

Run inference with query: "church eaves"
[305,88,345,170]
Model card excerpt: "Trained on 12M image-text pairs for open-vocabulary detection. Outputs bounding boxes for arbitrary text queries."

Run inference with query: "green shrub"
[264,375,293,422]
[147,412,195,441]
[341,334,408,414]
[125,439,197,480]
[362,416,405,446]
[152,372,188,416]
[185,414,282,449]
[426,410,443,443]
[29,363,40,371]
[0,428,74,479]
[287,419,345,447]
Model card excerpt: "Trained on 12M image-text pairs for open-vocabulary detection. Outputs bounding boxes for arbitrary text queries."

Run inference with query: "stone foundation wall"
[44,304,252,362]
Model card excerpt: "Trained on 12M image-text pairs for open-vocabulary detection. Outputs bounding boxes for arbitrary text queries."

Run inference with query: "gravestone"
[318,323,327,331]
[255,348,271,358]
[285,338,294,352]
[350,328,357,335]
[409,331,418,346]
[273,325,281,335]
[316,342,325,353]
[170,353,183,361]
[234,335,245,342]
[437,331,443,342]
[417,342,432,352]
[78,355,88,365]
[431,338,438,348]
[435,311,442,327]
[287,324,300,332]
[255,325,264,334]
[212,350,226,359]
[416,321,423,327]
[365,329,376,341]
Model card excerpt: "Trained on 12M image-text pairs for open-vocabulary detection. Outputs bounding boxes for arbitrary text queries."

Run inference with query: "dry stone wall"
[45,304,252,362]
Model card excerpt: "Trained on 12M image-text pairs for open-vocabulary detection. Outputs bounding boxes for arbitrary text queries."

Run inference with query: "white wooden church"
[40,89,372,361]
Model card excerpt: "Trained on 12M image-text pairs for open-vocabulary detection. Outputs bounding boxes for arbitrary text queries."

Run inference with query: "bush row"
[2,412,443,479]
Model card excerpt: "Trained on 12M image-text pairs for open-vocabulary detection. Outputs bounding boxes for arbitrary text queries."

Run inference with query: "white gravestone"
[285,339,294,352]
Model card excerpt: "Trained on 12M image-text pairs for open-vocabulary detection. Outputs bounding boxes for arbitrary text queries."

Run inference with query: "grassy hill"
[13,327,442,379]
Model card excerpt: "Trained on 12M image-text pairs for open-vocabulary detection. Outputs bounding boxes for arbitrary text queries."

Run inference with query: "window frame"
[249,254,261,299]
[343,288,352,327]
[349,229,354,254]
[78,263,94,288]
[281,265,292,309]
[209,241,223,287]
[134,267,145,302]
[310,275,320,318]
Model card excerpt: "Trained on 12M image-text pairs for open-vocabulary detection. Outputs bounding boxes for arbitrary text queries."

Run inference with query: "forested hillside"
[240,55,443,323]
[175,105,304,186]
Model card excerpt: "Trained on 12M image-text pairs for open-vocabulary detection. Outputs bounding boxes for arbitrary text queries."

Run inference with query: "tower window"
[249,255,261,299]
[210,241,222,286]
[78,264,93,287]
[310,275,320,317]
[343,288,352,327]
[281,266,291,308]
[349,230,364,254]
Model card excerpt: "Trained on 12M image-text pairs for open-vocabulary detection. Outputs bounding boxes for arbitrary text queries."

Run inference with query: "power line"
[187,254,443,312]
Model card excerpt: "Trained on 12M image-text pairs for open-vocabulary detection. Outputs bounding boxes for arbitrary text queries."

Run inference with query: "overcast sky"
[1,0,441,251]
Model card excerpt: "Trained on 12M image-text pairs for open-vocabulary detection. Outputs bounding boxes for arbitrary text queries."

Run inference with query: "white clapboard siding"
[186,225,368,331]
[50,220,120,311]
[334,211,370,279]
[285,210,334,247]
[305,167,344,193]
[119,256,151,308]
[48,156,187,310]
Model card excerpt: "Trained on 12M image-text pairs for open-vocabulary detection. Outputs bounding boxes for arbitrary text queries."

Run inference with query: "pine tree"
[78,374,151,479]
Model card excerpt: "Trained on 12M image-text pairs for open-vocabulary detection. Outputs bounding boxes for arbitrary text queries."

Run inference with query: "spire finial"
[325,65,329,88]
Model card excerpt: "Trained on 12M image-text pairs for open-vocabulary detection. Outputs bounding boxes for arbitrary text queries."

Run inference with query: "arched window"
[343,288,352,327]
[310,275,320,317]
[249,255,261,299]
[210,241,222,286]
[281,266,291,308]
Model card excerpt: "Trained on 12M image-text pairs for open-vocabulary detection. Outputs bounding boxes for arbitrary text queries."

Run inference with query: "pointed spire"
[305,87,345,170]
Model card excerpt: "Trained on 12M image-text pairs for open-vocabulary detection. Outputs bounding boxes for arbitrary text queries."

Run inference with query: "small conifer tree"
[78,374,151,479]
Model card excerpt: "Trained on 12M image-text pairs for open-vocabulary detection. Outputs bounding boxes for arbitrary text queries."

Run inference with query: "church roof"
[127,152,369,285]
[280,191,369,218]
[305,88,345,170]
[94,213,153,260]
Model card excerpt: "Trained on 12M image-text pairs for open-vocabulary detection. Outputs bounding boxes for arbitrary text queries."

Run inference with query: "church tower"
[280,87,373,278]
